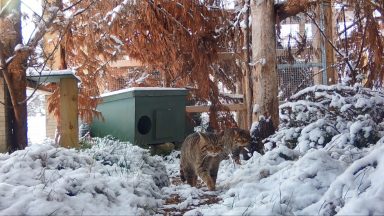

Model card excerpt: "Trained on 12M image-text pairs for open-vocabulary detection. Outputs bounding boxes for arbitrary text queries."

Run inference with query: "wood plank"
[186,103,246,113]
[59,78,79,148]
[110,52,238,68]
[109,59,143,68]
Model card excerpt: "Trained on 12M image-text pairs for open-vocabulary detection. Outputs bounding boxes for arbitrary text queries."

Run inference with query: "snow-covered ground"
[2,84,384,215]
[28,115,46,144]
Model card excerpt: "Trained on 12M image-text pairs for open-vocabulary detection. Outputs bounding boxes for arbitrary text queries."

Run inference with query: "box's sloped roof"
[26,69,80,83]
[101,87,188,103]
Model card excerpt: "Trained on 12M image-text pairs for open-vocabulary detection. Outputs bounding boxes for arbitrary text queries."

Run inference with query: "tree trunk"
[7,56,28,151]
[0,0,28,151]
[250,0,279,129]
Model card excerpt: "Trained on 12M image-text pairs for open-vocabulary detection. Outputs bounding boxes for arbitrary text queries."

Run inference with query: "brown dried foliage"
[276,0,317,22]
[61,0,243,128]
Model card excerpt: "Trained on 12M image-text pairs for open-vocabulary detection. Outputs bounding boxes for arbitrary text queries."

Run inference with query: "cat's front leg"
[184,168,198,187]
[209,159,221,185]
[198,169,215,191]
[232,147,242,165]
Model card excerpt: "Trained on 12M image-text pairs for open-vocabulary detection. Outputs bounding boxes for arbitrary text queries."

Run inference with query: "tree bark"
[6,51,28,151]
[251,0,279,129]
[0,0,28,151]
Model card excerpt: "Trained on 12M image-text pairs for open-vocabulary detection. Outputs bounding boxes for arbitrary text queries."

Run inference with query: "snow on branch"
[104,0,130,26]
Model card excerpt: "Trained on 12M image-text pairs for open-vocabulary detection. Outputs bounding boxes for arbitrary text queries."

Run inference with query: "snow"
[14,44,29,52]
[28,115,46,144]
[300,139,384,215]
[181,85,384,215]
[2,84,384,215]
[249,58,266,66]
[100,87,187,97]
[110,35,124,46]
[26,68,76,77]
[252,104,260,113]
[0,138,167,215]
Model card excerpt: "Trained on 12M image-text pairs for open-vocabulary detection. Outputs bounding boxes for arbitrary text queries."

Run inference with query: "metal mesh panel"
[276,11,325,100]
[278,65,316,100]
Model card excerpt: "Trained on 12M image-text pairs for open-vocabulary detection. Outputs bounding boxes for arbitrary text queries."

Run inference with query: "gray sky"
[21,0,41,43]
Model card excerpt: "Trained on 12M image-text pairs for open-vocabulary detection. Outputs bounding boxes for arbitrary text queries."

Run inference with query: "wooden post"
[0,78,7,153]
[45,94,57,139]
[312,18,323,85]
[299,14,306,36]
[313,2,328,85]
[59,78,78,148]
[235,82,247,130]
[243,0,253,129]
[323,0,336,84]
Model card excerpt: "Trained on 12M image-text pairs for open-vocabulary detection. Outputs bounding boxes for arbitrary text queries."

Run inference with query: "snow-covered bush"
[184,85,384,216]
[266,85,384,153]
[83,137,170,188]
[299,138,384,215]
[0,138,169,215]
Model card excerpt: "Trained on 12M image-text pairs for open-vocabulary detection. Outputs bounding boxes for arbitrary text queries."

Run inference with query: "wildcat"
[180,128,251,191]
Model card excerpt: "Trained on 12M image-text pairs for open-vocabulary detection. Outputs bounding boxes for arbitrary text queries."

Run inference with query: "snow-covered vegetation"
[0,138,168,215]
[2,85,384,215]
[186,85,384,215]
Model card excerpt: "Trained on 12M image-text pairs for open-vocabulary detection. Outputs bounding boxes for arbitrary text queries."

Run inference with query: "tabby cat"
[180,128,251,191]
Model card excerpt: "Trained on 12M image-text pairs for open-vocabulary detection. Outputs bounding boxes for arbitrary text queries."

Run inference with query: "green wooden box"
[90,87,188,147]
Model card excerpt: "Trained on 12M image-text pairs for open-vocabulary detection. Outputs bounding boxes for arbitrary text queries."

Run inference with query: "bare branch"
[20,14,75,105]
[0,0,12,17]
[71,0,97,17]
[21,1,48,46]
[337,15,366,36]
[305,11,355,75]
[27,8,58,48]
[63,0,84,12]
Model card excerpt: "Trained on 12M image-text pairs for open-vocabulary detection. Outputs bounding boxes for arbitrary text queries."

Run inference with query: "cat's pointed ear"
[233,129,238,136]
[198,132,207,141]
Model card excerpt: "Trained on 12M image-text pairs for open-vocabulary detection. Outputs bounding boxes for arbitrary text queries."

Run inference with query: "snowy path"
[159,177,222,215]
[158,151,225,215]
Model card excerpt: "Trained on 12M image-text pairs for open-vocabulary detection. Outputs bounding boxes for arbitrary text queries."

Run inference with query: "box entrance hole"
[137,116,151,135]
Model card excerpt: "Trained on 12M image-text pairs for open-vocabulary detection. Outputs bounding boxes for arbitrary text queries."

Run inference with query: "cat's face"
[205,145,224,157]
[232,129,251,147]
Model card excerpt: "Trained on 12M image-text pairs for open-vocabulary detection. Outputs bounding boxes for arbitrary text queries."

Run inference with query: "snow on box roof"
[101,87,187,97]
[100,87,188,102]
[26,68,80,83]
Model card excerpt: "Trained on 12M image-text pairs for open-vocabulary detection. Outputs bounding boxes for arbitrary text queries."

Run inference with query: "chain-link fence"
[276,12,326,100]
